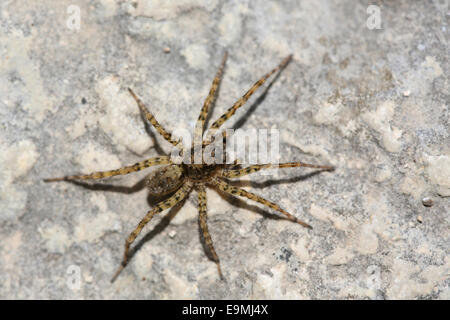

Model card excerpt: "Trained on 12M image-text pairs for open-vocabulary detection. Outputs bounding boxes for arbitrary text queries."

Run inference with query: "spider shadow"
[140,112,168,157]
[213,188,284,223]
[213,170,329,225]
[201,53,290,136]
[200,59,290,163]
[126,195,188,265]
[69,176,187,256]
[69,176,147,194]
[70,176,190,281]
[231,58,290,131]
[195,186,285,268]
[197,221,216,263]
[227,169,326,189]
[203,54,227,131]
[68,173,177,205]
[195,186,287,269]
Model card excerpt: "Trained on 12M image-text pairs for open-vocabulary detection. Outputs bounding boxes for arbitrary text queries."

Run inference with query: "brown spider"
[44,52,334,282]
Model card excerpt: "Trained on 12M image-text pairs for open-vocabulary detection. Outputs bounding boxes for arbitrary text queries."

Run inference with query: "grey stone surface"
[0,0,449,299]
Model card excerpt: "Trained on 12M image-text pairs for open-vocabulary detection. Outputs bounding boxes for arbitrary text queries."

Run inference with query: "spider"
[44,52,334,282]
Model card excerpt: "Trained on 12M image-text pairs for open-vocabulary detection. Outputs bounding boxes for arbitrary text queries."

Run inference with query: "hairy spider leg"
[194,52,228,143]
[43,156,171,182]
[128,88,182,149]
[210,177,312,229]
[204,54,293,143]
[111,180,194,282]
[197,184,223,279]
[221,162,335,178]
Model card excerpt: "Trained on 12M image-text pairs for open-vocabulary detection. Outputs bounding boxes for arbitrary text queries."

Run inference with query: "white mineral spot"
[424,154,450,196]
[421,56,443,77]
[1,231,22,270]
[314,101,341,125]
[339,119,358,138]
[168,230,177,238]
[374,165,392,182]
[74,211,121,242]
[291,237,311,262]
[309,204,353,232]
[0,187,27,222]
[339,283,375,299]
[366,265,382,292]
[400,55,443,96]
[132,247,154,279]
[309,203,333,222]
[96,76,153,154]
[218,7,243,45]
[150,78,201,121]
[399,175,427,200]
[83,271,93,283]
[66,116,87,140]
[237,216,258,237]
[98,0,117,17]
[76,142,122,174]
[181,44,210,70]
[415,243,430,255]
[383,127,402,152]
[65,106,97,140]
[206,188,234,216]
[90,193,108,213]
[354,224,378,255]
[170,199,197,225]
[1,139,39,179]
[253,264,306,299]
[0,32,56,123]
[362,100,402,153]
[163,269,198,299]
[281,130,332,162]
[97,248,115,274]
[0,139,38,222]
[419,261,450,293]
[362,188,400,243]
[345,158,366,170]
[387,258,448,299]
[325,246,354,265]
[135,0,218,21]
[261,33,291,58]
[38,224,71,254]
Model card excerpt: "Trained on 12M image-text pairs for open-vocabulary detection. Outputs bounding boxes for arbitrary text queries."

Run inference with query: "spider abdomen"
[145,165,184,195]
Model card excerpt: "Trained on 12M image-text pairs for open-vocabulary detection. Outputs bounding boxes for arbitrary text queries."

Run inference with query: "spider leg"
[111,180,193,282]
[197,184,223,279]
[43,156,171,182]
[204,130,229,163]
[205,54,292,140]
[128,88,182,149]
[194,52,228,143]
[221,162,334,178]
[210,177,312,229]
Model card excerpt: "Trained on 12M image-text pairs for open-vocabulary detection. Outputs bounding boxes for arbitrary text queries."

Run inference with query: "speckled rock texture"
[0,0,448,299]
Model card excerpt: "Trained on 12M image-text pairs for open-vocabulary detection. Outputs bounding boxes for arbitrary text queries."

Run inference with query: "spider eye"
[145,165,184,196]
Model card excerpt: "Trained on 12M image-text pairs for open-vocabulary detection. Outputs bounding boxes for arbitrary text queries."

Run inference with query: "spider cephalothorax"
[45,52,334,281]
[184,163,221,181]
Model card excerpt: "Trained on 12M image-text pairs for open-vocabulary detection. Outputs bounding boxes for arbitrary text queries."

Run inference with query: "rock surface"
[0,0,448,299]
